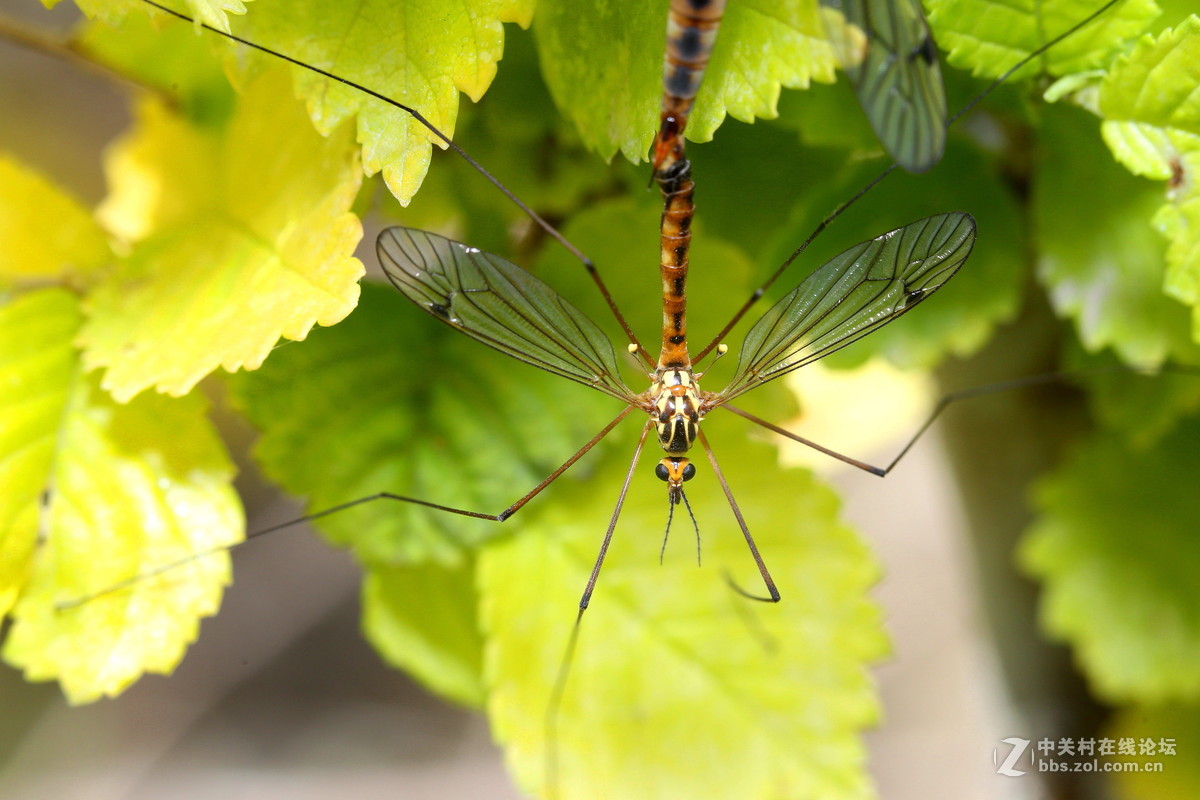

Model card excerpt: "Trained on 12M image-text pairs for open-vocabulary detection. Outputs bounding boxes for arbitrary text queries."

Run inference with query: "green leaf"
[926,0,1160,80]
[1035,105,1197,365]
[1074,350,1200,446]
[363,559,485,708]
[1021,416,1200,704]
[480,423,886,800]
[1103,120,1200,180]
[1097,19,1200,342]
[532,0,835,163]
[1159,168,1200,340]
[1107,704,1200,798]
[0,289,243,704]
[218,0,535,203]
[228,281,619,567]
[529,1,661,163]
[392,27,619,242]
[0,157,111,283]
[688,0,836,140]
[79,69,364,402]
[1099,16,1200,136]
[775,79,881,156]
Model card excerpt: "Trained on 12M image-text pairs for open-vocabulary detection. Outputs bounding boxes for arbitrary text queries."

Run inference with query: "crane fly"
[378,212,974,605]
[363,0,973,609]
[55,0,976,615]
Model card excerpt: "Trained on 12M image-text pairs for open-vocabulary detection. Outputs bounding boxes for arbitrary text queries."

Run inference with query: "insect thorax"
[650,369,701,454]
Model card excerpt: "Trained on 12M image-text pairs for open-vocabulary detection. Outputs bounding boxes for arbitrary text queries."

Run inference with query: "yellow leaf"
[95,97,219,244]
[0,157,111,283]
[185,0,253,34]
[74,0,250,32]
[2,291,243,701]
[0,289,81,616]
[481,428,886,800]
[80,69,364,401]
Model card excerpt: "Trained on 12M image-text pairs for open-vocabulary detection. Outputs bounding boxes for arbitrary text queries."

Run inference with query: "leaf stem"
[0,13,175,107]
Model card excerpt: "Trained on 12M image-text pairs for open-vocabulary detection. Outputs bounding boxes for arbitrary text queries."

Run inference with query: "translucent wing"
[378,227,636,401]
[821,0,947,173]
[714,212,974,403]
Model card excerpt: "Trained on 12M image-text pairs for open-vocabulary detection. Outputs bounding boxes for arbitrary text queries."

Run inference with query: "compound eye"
[681,462,696,481]
[655,462,670,482]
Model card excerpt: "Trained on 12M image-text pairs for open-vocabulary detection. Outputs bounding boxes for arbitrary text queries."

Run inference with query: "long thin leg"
[59,405,638,610]
[545,418,652,800]
[578,418,653,610]
[722,385,1027,478]
[721,404,888,476]
[943,0,1121,130]
[544,605,585,800]
[720,363,1196,478]
[698,429,780,602]
[694,0,1125,361]
[134,0,653,367]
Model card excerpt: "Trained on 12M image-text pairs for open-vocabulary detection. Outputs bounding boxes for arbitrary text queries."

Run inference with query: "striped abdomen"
[653,0,727,172]
[652,0,725,370]
[655,157,694,369]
